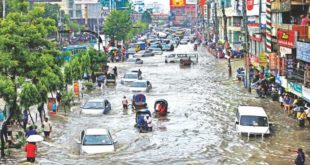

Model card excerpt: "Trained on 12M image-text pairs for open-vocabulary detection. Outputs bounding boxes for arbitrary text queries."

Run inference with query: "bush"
[83,81,94,90]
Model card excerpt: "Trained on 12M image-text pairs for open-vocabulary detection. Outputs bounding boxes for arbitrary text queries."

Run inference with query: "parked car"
[80,98,112,115]
[127,58,143,64]
[77,128,117,154]
[148,48,163,55]
[235,106,272,137]
[121,72,141,84]
[128,80,152,93]
[133,50,154,57]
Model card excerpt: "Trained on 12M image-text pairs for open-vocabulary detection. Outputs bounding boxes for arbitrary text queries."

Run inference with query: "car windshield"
[240,116,268,126]
[83,101,104,109]
[124,74,138,79]
[128,81,146,87]
[127,58,136,62]
[83,135,112,145]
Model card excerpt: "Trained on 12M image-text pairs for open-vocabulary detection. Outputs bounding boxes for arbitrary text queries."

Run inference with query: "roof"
[238,106,267,117]
[85,128,109,135]
[131,80,148,83]
[87,98,105,102]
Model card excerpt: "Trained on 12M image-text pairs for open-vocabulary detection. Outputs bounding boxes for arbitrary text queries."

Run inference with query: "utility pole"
[242,0,251,92]
[2,0,5,19]
[213,2,219,43]
[84,4,88,30]
[221,0,231,77]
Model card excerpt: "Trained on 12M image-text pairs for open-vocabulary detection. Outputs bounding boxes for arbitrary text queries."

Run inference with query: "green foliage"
[0,3,63,132]
[70,58,82,81]
[20,83,40,109]
[127,21,148,41]
[88,48,108,72]
[103,10,132,41]
[64,14,81,32]
[64,63,72,85]
[83,81,94,90]
[80,51,91,74]
[61,90,75,112]
[141,10,152,24]
[43,3,60,22]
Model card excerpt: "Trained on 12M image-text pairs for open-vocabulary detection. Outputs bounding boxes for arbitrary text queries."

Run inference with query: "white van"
[165,53,198,63]
[235,106,271,137]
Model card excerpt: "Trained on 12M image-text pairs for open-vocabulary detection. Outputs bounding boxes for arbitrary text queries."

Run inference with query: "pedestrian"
[297,109,307,127]
[56,91,62,109]
[289,148,305,165]
[122,96,128,110]
[25,125,37,137]
[22,110,28,130]
[138,69,142,78]
[25,142,37,163]
[52,100,57,113]
[42,117,52,139]
[113,66,118,77]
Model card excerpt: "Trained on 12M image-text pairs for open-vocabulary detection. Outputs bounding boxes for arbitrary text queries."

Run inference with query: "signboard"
[277,30,295,48]
[269,53,277,70]
[280,46,292,57]
[302,86,310,103]
[259,52,267,66]
[296,41,310,63]
[74,0,98,4]
[286,54,294,77]
[247,0,254,10]
[186,0,197,4]
[280,0,291,12]
[288,81,302,97]
[170,0,186,7]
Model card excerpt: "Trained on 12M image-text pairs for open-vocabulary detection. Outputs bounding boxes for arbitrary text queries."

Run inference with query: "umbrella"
[108,47,118,51]
[27,135,44,142]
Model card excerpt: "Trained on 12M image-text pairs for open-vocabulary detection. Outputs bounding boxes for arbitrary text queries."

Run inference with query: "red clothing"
[25,143,37,158]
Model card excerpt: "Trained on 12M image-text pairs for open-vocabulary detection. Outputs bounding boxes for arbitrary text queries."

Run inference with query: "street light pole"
[242,0,251,92]
[2,0,5,19]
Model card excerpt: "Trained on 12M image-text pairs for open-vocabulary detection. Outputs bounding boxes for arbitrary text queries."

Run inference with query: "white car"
[80,98,111,115]
[235,106,272,137]
[77,128,116,154]
[128,80,152,92]
[148,48,163,55]
[121,72,141,85]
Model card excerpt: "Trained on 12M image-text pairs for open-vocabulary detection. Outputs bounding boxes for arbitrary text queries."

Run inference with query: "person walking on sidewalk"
[122,96,128,110]
[42,117,52,139]
[25,142,37,163]
[22,110,28,130]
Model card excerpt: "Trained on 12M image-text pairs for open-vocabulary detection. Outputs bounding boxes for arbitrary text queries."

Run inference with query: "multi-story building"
[170,4,197,26]
[271,0,310,101]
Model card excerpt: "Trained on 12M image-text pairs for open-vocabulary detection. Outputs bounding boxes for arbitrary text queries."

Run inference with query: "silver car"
[148,48,163,55]
[80,98,112,115]
[133,50,155,57]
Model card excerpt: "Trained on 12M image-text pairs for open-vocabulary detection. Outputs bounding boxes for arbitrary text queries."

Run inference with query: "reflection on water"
[12,44,310,164]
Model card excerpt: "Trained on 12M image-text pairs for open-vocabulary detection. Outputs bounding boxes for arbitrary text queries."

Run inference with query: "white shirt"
[43,121,52,132]
[144,116,152,127]
[122,99,128,105]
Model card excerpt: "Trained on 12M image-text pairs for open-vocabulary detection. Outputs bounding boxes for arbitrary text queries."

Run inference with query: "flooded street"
[36,43,310,165]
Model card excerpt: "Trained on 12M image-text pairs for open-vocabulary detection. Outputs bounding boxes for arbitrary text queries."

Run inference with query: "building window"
[75,4,82,10]
[76,10,82,18]
[69,0,74,9]
[233,17,242,27]
[69,10,74,18]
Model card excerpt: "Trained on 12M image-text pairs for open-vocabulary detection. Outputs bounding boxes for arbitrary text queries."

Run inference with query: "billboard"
[170,0,186,7]
[74,0,98,4]
[187,0,197,4]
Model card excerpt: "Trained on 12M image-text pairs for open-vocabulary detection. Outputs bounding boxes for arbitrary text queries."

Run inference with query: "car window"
[83,101,104,109]
[240,116,268,126]
[128,82,147,87]
[124,73,138,79]
[83,135,112,145]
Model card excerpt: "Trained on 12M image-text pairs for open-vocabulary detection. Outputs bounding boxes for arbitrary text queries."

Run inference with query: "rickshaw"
[180,58,192,66]
[132,93,147,110]
[154,99,168,117]
[135,109,152,133]
[106,73,116,86]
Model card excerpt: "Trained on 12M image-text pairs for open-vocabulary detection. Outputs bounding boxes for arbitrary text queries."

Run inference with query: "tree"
[103,10,132,43]
[88,48,108,73]
[141,9,152,24]
[0,5,63,156]
[43,3,60,22]
[127,21,148,41]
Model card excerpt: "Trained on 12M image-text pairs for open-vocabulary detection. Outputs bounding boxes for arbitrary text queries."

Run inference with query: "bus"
[61,45,87,61]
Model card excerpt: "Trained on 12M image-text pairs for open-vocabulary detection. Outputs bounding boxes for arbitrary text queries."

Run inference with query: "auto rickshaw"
[105,73,116,86]
[132,93,147,110]
[154,99,168,117]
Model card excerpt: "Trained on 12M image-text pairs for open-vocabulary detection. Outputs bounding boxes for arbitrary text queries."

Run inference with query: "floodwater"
[8,44,310,164]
